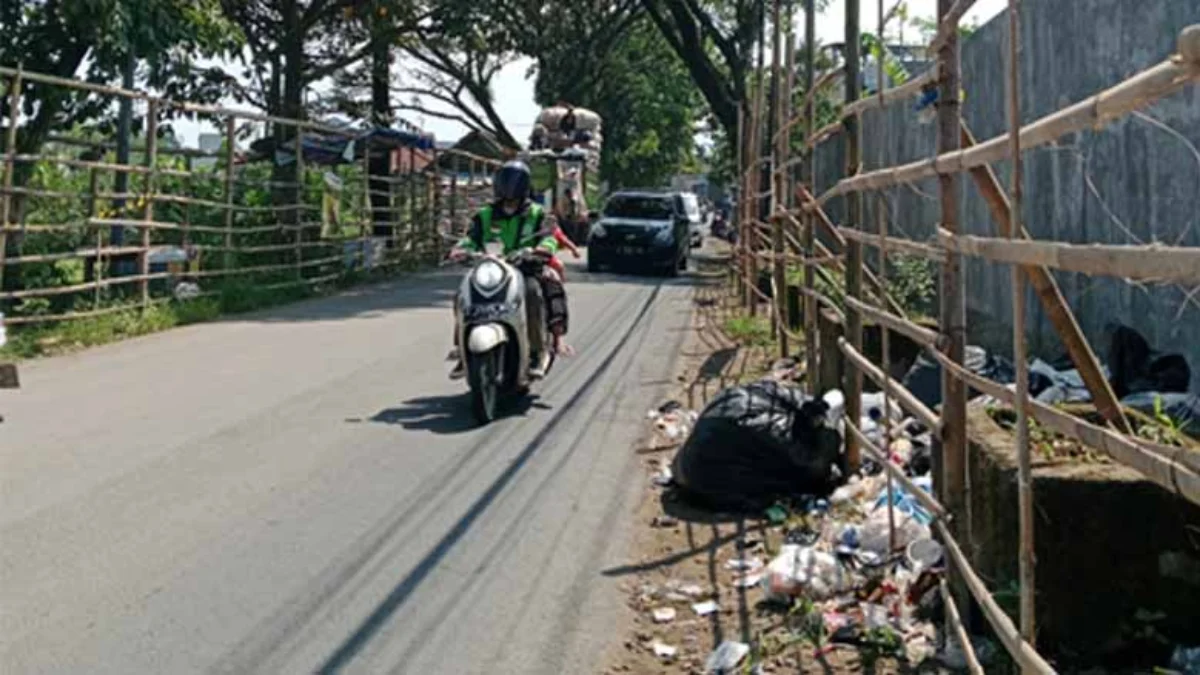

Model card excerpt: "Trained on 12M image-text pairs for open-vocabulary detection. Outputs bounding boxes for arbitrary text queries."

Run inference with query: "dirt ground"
[599,280,926,675]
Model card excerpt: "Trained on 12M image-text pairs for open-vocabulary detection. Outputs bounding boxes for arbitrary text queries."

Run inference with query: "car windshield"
[603,195,674,220]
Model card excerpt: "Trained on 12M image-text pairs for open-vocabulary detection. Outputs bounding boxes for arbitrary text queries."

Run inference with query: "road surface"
[1,262,696,674]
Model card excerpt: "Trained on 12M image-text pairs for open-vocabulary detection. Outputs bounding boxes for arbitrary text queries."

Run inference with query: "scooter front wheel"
[468,347,502,424]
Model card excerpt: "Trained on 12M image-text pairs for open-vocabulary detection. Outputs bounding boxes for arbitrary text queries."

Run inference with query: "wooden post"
[140,99,159,309]
[784,24,798,334]
[771,0,788,356]
[223,116,236,270]
[877,0,897,553]
[818,308,845,395]
[736,104,747,301]
[89,168,102,309]
[450,154,459,236]
[360,138,371,270]
[0,69,22,296]
[294,127,305,279]
[1006,0,1036,645]
[803,0,818,394]
[843,0,864,472]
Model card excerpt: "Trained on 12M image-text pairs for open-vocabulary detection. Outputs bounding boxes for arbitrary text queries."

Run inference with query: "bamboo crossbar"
[0,65,361,136]
[844,420,950,520]
[0,270,171,299]
[838,337,942,432]
[842,64,941,118]
[2,245,145,265]
[838,226,944,260]
[844,296,939,347]
[189,253,344,279]
[940,580,986,675]
[87,217,231,235]
[931,350,1200,507]
[818,34,1200,204]
[938,228,1200,283]
[776,69,843,143]
[934,520,1056,674]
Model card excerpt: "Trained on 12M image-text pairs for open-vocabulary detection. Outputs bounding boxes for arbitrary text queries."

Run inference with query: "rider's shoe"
[529,351,552,380]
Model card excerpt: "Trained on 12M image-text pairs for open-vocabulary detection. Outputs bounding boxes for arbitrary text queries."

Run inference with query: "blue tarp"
[252,119,436,167]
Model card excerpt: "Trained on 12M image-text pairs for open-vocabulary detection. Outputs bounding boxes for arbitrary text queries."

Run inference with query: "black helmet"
[493,161,532,204]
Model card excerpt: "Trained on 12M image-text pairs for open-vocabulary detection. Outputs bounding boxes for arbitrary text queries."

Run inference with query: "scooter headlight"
[472,260,506,293]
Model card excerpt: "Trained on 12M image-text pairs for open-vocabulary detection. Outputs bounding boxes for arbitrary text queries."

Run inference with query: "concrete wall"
[812,0,1200,389]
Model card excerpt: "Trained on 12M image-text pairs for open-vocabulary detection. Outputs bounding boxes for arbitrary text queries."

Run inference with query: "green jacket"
[457,202,558,254]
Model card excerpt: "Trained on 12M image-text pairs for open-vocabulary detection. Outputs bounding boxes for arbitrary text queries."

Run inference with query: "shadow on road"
[355,394,549,435]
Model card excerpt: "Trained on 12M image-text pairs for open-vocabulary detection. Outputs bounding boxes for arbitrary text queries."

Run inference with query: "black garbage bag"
[901,345,1016,410]
[670,380,845,511]
[1107,323,1192,398]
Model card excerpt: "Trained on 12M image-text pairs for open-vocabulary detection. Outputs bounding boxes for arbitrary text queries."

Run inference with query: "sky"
[170,0,1007,149]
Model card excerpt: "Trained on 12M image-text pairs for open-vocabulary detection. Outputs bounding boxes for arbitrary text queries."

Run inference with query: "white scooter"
[451,249,556,424]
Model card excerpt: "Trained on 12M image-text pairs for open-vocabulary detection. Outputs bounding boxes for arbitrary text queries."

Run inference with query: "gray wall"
[812,0,1200,390]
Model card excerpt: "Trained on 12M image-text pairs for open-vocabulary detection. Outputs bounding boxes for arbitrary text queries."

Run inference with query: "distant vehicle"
[587,190,690,276]
[678,191,704,248]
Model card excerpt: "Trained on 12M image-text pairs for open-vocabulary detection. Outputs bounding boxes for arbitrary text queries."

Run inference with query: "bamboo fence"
[0,66,501,327]
[736,1,1200,669]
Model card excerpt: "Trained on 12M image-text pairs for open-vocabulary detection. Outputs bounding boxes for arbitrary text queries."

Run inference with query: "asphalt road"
[1,259,697,674]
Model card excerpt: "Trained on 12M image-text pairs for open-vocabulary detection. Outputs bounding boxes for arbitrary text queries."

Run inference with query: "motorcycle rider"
[447,160,569,380]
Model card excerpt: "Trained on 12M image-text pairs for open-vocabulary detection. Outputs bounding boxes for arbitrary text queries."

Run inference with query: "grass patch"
[0,266,406,361]
[723,314,773,347]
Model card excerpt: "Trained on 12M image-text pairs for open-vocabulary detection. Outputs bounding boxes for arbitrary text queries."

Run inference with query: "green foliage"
[886,254,936,317]
[724,314,773,347]
[536,17,702,189]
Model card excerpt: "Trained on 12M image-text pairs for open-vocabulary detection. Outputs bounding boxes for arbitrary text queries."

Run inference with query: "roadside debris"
[648,400,699,444]
[691,600,720,616]
[652,607,678,623]
[705,641,750,673]
[653,641,679,660]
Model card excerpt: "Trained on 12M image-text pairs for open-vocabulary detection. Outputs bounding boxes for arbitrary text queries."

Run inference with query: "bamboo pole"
[928,0,977,54]
[842,64,941,118]
[784,20,798,335]
[874,0,898,552]
[957,121,1132,434]
[838,336,942,432]
[936,519,1058,674]
[838,226,943,259]
[771,0,788,355]
[360,138,371,270]
[803,0,819,395]
[936,0,968,538]
[223,116,236,270]
[843,0,864,471]
[937,231,1200,283]
[86,168,104,309]
[749,71,766,317]
[0,68,21,295]
[295,127,305,279]
[140,99,159,309]
[940,579,987,675]
[819,29,1200,202]
[1006,0,1036,647]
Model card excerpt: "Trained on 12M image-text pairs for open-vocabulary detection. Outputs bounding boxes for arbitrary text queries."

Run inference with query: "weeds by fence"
[736,0,1199,668]
[0,65,499,335]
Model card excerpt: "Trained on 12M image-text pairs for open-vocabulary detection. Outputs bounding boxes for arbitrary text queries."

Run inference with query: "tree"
[0,0,241,220]
[638,0,762,140]
[536,17,702,189]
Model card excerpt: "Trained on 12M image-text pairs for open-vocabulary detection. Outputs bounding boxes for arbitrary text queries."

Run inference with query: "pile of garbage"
[646,371,974,670]
[902,322,1199,437]
[529,105,603,153]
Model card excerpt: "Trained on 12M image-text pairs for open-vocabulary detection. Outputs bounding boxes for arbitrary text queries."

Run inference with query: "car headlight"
[590,223,607,238]
[472,260,505,291]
